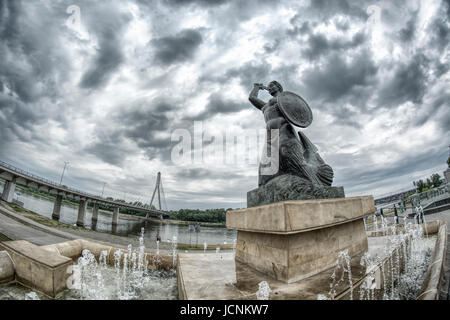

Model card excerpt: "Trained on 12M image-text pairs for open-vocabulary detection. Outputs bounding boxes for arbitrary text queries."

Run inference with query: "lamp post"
[59,161,69,185]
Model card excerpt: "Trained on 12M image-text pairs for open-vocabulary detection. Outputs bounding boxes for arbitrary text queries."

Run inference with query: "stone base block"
[227,196,374,283]
[235,219,367,283]
[0,240,72,298]
[247,174,345,208]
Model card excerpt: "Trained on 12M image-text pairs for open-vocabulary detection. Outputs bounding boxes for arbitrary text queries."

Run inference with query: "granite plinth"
[247,174,345,208]
[226,196,374,284]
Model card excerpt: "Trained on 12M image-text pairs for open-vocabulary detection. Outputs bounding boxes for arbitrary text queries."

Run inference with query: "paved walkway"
[0,201,172,252]
[0,209,68,246]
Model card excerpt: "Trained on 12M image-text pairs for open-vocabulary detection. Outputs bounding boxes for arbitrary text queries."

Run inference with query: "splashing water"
[320,220,434,300]
[70,228,177,300]
[24,292,40,300]
[323,249,353,300]
[169,235,178,267]
[359,252,377,300]
[256,281,271,300]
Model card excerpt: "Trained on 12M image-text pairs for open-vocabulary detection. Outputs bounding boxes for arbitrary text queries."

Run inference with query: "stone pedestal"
[227,196,374,284]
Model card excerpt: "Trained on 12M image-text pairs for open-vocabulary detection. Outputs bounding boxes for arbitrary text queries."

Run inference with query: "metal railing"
[0,159,164,214]
[409,183,450,207]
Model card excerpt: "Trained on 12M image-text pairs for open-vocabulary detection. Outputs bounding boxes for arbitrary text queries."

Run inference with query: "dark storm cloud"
[302,51,378,105]
[0,97,37,148]
[161,0,228,7]
[429,11,450,52]
[150,29,203,66]
[263,39,281,54]
[377,54,429,108]
[412,93,450,129]
[302,31,366,60]
[184,93,246,121]
[0,0,72,153]
[306,0,369,20]
[0,0,67,103]
[399,13,418,42]
[0,0,448,209]
[443,0,450,18]
[84,98,179,165]
[79,5,131,89]
[286,18,313,37]
[83,130,130,166]
[119,104,171,153]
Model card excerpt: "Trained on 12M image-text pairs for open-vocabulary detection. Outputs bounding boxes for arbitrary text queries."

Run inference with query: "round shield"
[277,91,313,128]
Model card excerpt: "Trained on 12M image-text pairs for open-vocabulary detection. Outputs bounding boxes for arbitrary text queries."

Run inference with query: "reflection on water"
[0,182,236,244]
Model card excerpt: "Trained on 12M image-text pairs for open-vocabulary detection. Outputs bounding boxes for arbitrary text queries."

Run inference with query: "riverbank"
[10,185,227,227]
[0,201,233,250]
[143,216,226,228]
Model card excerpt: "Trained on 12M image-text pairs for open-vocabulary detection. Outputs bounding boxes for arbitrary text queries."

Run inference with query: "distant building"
[444,168,450,184]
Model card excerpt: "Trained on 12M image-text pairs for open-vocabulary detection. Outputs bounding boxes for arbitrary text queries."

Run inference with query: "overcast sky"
[0,0,449,210]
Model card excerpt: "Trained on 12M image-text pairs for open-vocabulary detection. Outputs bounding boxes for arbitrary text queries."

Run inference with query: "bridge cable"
[160,177,168,212]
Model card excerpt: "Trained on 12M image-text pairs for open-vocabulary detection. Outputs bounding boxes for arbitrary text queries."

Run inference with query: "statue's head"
[267,81,283,96]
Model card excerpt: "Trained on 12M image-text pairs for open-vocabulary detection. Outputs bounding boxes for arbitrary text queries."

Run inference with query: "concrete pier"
[1,178,16,202]
[52,194,63,221]
[76,199,87,227]
[91,203,99,230]
[112,207,119,233]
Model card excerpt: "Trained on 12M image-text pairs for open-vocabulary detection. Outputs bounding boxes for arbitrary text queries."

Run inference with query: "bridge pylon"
[146,172,164,219]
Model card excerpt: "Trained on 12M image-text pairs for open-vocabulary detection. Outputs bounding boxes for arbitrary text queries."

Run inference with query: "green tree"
[431,173,443,188]
[415,179,426,193]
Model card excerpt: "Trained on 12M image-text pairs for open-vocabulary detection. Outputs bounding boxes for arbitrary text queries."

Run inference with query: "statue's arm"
[249,84,266,110]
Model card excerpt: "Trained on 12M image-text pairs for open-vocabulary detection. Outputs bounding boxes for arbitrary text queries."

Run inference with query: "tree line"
[413,173,444,193]
[166,208,231,224]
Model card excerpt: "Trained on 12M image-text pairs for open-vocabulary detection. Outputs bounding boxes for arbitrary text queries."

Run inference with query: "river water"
[0,182,236,245]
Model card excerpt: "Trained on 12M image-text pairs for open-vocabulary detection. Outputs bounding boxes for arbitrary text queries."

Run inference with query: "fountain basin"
[0,238,174,298]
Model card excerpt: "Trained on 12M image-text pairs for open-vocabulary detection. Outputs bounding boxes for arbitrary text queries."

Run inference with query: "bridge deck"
[0,160,164,216]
